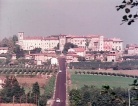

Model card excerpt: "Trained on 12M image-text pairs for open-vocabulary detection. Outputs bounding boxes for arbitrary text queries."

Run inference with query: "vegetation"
[69,85,129,106]
[45,76,56,99]
[0,75,51,106]
[63,42,78,54]
[30,48,42,54]
[69,60,138,70]
[0,76,25,103]
[116,0,138,25]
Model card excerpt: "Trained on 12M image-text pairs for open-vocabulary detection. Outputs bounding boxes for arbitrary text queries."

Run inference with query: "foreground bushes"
[69,85,138,106]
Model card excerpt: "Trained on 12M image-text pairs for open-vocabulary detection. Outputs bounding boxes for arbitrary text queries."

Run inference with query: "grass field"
[69,69,135,89]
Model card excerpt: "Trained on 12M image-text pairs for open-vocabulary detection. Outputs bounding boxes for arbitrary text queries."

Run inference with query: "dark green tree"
[85,38,91,51]
[63,42,78,54]
[12,35,18,45]
[69,89,82,106]
[0,76,25,103]
[30,48,42,54]
[13,45,25,58]
[32,82,40,97]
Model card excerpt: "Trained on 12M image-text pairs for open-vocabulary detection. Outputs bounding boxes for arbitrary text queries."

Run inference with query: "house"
[107,54,116,62]
[68,48,85,57]
[85,53,94,61]
[30,52,57,65]
[11,54,16,60]
[66,52,78,63]
[0,47,8,54]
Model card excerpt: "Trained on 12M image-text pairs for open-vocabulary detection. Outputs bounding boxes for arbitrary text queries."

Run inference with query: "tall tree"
[63,42,78,54]
[0,76,25,103]
[32,82,40,97]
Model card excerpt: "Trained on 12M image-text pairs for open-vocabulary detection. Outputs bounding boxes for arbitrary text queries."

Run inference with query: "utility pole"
[128,88,130,106]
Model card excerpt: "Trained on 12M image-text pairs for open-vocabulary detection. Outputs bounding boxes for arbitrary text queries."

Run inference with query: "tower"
[99,36,104,51]
[59,35,66,51]
[18,32,24,48]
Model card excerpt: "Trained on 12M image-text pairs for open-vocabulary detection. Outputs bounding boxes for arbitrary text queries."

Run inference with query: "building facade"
[17,32,123,52]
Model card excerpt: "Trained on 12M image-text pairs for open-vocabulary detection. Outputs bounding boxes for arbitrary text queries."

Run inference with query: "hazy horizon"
[0,0,138,44]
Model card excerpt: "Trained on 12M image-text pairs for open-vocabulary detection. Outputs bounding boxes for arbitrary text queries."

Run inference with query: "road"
[52,57,66,106]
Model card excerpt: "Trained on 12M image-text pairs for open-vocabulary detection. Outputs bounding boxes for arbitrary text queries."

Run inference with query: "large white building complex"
[17,32,123,52]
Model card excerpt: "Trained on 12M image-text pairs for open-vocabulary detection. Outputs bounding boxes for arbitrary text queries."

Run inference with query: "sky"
[0,0,138,45]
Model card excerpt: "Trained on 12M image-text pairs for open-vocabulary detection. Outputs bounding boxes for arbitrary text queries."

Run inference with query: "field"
[69,69,136,89]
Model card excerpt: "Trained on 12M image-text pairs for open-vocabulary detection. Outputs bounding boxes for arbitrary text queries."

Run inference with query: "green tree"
[63,42,78,54]
[13,45,25,58]
[69,89,82,106]
[78,56,86,61]
[85,38,91,51]
[32,82,40,97]
[30,48,41,54]
[0,76,25,103]
[12,35,18,45]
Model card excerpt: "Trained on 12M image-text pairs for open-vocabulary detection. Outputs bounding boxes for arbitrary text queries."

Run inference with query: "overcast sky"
[0,0,138,44]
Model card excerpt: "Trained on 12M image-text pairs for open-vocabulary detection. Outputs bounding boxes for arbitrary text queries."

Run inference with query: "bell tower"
[18,32,24,48]
[59,35,66,51]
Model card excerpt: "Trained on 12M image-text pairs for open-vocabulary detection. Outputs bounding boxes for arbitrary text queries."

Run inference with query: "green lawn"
[69,70,135,89]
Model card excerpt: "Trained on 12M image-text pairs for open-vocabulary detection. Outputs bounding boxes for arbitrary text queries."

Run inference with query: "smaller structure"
[0,47,8,54]
[68,48,85,57]
[107,54,116,62]
[51,57,58,65]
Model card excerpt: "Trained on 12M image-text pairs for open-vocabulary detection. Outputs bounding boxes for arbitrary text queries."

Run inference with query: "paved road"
[52,57,66,106]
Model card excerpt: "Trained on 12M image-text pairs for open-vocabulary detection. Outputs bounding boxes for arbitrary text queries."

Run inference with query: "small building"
[68,48,85,57]
[0,47,8,54]
[107,54,116,62]
[51,57,58,65]
[66,52,78,63]
[11,54,17,60]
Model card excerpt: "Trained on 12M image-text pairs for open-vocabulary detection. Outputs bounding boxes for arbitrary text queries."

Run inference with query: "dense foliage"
[63,42,78,54]
[0,76,48,106]
[69,84,138,106]
[45,76,56,99]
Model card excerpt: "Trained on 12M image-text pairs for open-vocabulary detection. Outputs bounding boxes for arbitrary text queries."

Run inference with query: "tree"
[0,76,25,103]
[69,89,82,106]
[85,38,91,51]
[63,42,78,54]
[12,35,18,45]
[32,82,40,97]
[78,56,86,61]
[30,48,41,54]
[13,45,25,58]
[116,0,138,25]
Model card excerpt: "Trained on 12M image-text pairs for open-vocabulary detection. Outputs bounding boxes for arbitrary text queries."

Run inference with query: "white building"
[18,32,59,51]
[17,32,123,52]
[51,57,58,65]
[0,47,8,54]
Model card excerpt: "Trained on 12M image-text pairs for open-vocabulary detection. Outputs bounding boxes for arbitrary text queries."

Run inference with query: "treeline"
[0,75,56,106]
[74,70,138,78]
[69,60,138,70]
[69,84,138,106]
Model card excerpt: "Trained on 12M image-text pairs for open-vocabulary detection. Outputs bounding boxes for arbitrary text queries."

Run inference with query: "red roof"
[107,54,116,56]
[73,48,85,52]
[24,36,58,40]
[0,47,8,50]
